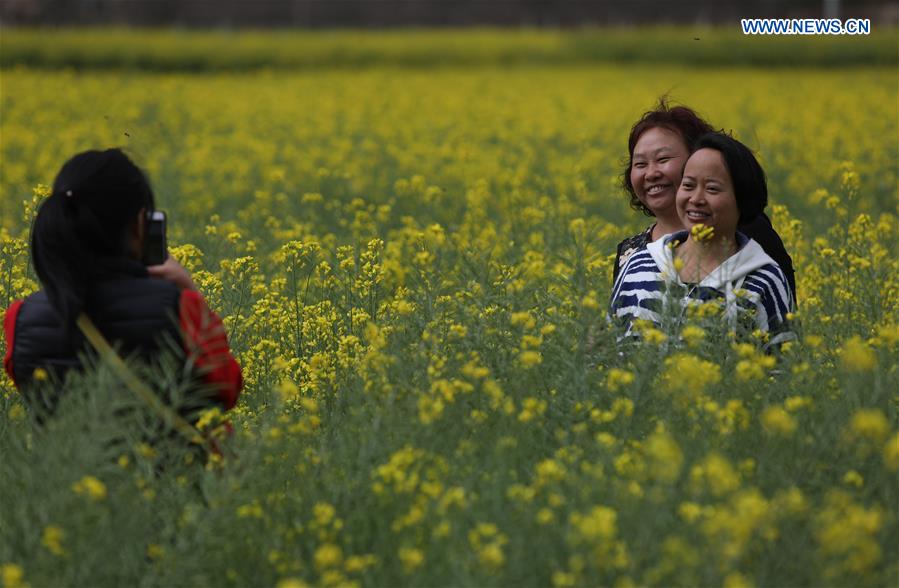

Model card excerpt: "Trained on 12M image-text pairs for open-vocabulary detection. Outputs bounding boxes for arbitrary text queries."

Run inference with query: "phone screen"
[143,210,168,266]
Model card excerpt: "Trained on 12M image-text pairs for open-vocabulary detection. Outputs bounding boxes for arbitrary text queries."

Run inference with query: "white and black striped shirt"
[609,231,795,349]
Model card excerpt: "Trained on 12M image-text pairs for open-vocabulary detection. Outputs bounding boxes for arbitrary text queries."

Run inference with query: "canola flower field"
[1,29,898,588]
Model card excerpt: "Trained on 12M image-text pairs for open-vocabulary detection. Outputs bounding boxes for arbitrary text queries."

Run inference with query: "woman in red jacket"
[3,148,241,418]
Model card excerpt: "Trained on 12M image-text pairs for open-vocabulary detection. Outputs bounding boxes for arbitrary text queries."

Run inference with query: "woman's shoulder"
[615,242,664,293]
[10,292,54,326]
[736,240,789,286]
[616,225,653,253]
[740,260,793,316]
[93,274,180,302]
[615,225,654,272]
[742,261,791,294]
[3,298,26,342]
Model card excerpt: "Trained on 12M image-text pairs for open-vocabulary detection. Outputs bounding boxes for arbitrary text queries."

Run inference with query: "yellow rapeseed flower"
[552,571,577,587]
[510,311,535,329]
[477,543,505,570]
[642,327,667,345]
[398,547,424,573]
[71,475,107,501]
[275,379,300,402]
[195,407,222,430]
[678,502,703,524]
[874,323,899,347]
[146,544,165,560]
[761,406,796,436]
[136,443,157,460]
[1,564,28,588]
[659,353,721,399]
[570,505,617,541]
[690,223,715,242]
[805,335,823,348]
[518,397,547,422]
[395,299,415,315]
[468,523,508,571]
[518,350,542,368]
[236,501,264,519]
[842,470,864,488]
[41,526,65,557]
[680,325,705,347]
[275,579,310,588]
[314,502,336,526]
[691,453,740,497]
[344,554,377,573]
[734,349,776,381]
[784,396,812,412]
[536,508,555,525]
[535,458,566,485]
[580,292,600,310]
[723,572,753,588]
[883,433,899,471]
[644,426,684,483]
[314,543,343,570]
[847,409,889,444]
[815,491,883,576]
[839,336,877,371]
[7,404,25,422]
[605,368,634,392]
[772,486,807,515]
[520,334,542,350]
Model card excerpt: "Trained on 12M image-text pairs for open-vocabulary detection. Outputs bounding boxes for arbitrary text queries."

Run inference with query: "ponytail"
[31,195,90,332]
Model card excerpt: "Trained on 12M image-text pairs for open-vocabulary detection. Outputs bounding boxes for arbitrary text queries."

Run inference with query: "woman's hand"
[147,255,198,292]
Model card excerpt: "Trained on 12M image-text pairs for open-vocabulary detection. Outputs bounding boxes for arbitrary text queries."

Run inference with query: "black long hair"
[692,132,768,226]
[31,148,155,330]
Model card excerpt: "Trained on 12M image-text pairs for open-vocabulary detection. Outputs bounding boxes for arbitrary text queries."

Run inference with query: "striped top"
[609,231,795,349]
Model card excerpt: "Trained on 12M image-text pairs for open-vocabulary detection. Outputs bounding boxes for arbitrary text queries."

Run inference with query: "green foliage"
[1,28,898,588]
[0,27,895,71]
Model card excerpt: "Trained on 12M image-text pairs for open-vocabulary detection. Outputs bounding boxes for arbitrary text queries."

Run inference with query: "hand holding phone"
[146,257,198,292]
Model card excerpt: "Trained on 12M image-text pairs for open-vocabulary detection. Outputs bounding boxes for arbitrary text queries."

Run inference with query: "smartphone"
[142,210,168,266]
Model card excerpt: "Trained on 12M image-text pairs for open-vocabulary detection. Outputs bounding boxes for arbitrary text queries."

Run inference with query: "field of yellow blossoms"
[1,29,897,588]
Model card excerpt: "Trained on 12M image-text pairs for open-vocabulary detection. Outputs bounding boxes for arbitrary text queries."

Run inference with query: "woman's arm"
[612,227,653,289]
[178,290,242,410]
[147,253,241,408]
[609,247,664,332]
[740,213,797,304]
[742,264,796,351]
[147,256,198,292]
[3,300,24,387]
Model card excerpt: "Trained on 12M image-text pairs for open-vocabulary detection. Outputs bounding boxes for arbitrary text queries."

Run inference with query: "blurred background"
[2,0,896,27]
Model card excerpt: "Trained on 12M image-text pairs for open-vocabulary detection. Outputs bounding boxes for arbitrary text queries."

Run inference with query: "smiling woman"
[675,148,743,276]
[609,132,795,350]
[613,99,796,304]
[629,127,690,234]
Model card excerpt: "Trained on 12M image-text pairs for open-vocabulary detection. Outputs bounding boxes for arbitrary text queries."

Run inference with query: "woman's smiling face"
[629,126,690,218]
[676,148,740,242]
